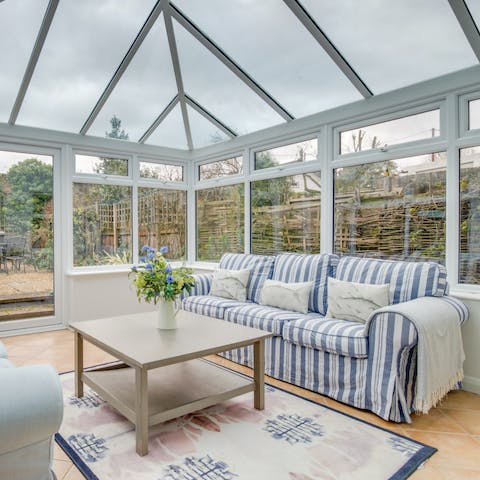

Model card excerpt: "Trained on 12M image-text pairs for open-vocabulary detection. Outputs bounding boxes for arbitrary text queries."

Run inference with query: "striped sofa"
[181,252,469,423]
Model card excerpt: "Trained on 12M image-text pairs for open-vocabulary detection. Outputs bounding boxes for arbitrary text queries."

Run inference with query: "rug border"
[56,360,436,480]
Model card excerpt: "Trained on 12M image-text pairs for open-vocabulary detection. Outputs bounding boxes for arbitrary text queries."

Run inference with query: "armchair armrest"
[0,365,63,455]
[179,273,212,299]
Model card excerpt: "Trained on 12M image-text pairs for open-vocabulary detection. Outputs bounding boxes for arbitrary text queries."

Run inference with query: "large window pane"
[199,157,242,181]
[469,98,480,131]
[196,184,244,261]
[340,110,440,155]
[0,150,54,320]
[75,154,128,176]
[139,161,183,182]
[334,153,447,263]
[73,183,132,266]
[255,139,317,170]
[138,188,186,260]
[251,172,321,255]
[460,146,480,284]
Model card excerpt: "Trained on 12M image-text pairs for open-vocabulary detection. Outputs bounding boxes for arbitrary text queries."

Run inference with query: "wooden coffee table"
[70,310,272,456]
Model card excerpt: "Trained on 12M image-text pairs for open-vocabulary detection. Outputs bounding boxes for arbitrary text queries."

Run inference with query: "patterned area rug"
[56,364,435,480]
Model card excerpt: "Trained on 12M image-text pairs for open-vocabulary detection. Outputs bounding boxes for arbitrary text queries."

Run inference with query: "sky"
[0,0,478,150]
[0,151,52,174]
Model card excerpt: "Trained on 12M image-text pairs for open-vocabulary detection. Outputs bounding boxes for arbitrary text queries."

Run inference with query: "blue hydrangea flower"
[140,245,150,252]
[160,246,168,254]
[146,251,155,259]
[164,266,172,273]
[145,263,153,271]
[131,265,138,272]
[139,256,146,262]
[166,274,174,284]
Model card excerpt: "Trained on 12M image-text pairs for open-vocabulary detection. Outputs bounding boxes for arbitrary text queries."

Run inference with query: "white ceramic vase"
[157,300,178,330]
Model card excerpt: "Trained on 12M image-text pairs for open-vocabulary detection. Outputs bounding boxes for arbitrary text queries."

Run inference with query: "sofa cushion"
[272,253,339,315]
[0,358,14,368]
[335,256,447,304]
[181,295,246,319]
[0,341,7,359]
[224,303,320,336]
[283,317,368,358]
[219,253,275,303]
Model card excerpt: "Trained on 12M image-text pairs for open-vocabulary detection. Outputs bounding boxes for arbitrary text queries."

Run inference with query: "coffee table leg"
[253,339,265,410]
[74,331,83,398]
[135,366,148,456]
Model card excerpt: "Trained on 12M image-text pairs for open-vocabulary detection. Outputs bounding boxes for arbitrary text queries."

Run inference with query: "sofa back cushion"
[219,253,275,303]
[335,256,447,304]
[272,253,339,315]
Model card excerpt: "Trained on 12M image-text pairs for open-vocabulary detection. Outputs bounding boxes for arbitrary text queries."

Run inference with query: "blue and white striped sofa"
[181,252,469,423]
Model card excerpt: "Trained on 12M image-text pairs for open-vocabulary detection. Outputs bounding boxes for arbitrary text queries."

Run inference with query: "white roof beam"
[170,2,294,121]
[283,0,373,98]
[448,0,480,62]
[79,0,164,135]
[138,95,179,143]
[9,0,59,125]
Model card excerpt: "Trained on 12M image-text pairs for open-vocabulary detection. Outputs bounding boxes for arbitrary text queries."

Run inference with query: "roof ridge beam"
[169,2,294,121]
[448,0,480,62]
[163,1,193,150]
[138,95,179,143]
[9,0,59,125]
[185,94,237,138]
[283,0,373,98]
[79,0,164,135]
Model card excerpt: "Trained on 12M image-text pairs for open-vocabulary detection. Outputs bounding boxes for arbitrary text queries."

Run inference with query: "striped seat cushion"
[272,253,339,315]
[219,253,275,304]
[335,256,447,304]
[283,317,368,358]
[224,304,318,336]
[181,295,246,319]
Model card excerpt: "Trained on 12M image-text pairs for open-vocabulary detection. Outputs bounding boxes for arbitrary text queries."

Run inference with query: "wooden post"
[74,331,84,398]
[135,367,149,456]
[253,339,265,410]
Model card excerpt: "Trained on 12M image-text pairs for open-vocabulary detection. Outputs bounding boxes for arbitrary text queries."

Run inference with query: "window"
[334,152,447,263]
[339,110,440,155]
[198,157,242,181]
[469,98,480,131]
[196,184,244,261]
[255,139,317,170]
[251,172,321,255]
[75,154,128,176]
[138,187,186,260]
[460,146,480,284]
[73,183,132,266]
[139,161,183,182]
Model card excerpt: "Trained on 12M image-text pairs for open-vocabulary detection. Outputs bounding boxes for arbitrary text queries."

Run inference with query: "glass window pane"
[173,0,361,118]
[73,183,132,266]
[340,110,440,155]
[138,187,186,260]
[145,103,188,149]
[0,0,48,122]
[460,146,480,284]
[466,1,480,31]
[188,105,230,149]
[334,153,447,263]
[301,0,477,94]
[469,98,480,131]
[0,150,54,320]
[173,20,284,135]
[196,184,244,261]
[75,154,128,176]
[255,139,317,170]
[139,162,183,182]
[251,172,321,255]
[89,14,178,142]
[17,0,157,133]
[199,157,242,181]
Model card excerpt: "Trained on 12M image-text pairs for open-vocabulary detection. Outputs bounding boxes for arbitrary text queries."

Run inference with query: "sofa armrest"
[180,273,212,299]
[0,365,63,455]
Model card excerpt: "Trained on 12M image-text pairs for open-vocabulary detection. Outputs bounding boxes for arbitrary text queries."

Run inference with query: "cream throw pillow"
[209,268,251,302]
[326,277,390,323]
[260,279,313,314]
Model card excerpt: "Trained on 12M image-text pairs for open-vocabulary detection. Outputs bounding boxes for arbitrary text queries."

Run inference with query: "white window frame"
[459,90,480,138]
[137,156,186,186]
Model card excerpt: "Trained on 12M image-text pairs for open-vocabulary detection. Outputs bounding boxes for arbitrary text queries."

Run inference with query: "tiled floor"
[2,328,480,479]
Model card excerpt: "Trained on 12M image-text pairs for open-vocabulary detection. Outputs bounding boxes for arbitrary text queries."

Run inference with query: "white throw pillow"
[209,268,251,302]
[326,277,390,323]
[260,279,313,314]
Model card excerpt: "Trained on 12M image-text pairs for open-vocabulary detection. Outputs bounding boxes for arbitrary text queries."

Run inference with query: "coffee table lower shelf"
[82,359,254,429]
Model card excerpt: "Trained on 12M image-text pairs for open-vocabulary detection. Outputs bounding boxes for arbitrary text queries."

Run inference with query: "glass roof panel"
[187,105,230,149]
[0,0,48,122]
[173,19,284,135]
[17,0,157,133]
[466,0,480,29]
[301,0,477,94]
[469,98,480,130]
[145,103,188,149]
[89,14,177,142]
[173,0,361,118]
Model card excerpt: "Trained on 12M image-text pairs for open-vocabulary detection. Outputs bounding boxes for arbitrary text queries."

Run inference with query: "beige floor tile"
[439,390,480,411]
[63,463,87,480]
[441,408,480,436]
[403,408,466,434]
[53,459,73,479]
[53,442,70,461]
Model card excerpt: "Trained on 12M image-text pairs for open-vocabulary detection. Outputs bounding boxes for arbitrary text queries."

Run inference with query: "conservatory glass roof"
[1,0,479,150]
